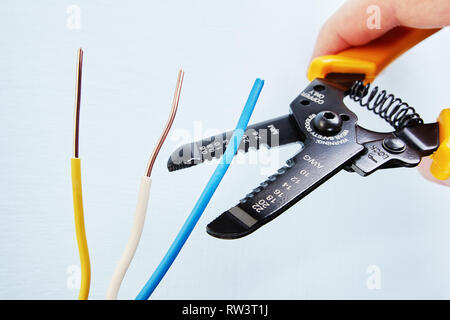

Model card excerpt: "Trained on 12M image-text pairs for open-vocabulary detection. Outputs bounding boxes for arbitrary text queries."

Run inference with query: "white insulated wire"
[106,176,152,299]
[106,69,183,299]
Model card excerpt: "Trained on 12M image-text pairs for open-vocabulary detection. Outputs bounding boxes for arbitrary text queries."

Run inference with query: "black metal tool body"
[167,78,440,239]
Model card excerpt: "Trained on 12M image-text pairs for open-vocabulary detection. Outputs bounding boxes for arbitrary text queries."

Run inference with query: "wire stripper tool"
[168,27,450,239]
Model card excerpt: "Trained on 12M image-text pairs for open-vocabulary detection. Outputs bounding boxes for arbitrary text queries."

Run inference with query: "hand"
[311,0,450,59]
[311,0,450,186]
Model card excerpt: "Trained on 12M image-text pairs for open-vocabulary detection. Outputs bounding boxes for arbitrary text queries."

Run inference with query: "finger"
[311,0,450,59]
[418,156,450,187]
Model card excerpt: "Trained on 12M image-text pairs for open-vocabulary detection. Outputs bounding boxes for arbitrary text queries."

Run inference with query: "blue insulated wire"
[136,78,264,300]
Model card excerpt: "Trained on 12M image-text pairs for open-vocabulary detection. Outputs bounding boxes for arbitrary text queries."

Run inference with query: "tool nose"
[206,210,252,239]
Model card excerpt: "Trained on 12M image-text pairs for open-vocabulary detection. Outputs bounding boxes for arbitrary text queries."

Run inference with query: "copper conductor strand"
[145,69,184,177]
[73,48,83,158]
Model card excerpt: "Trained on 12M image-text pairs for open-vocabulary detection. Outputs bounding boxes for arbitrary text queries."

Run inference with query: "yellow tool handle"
[71,158,91,300]
[308,27,441,83]
[431,109,450,180]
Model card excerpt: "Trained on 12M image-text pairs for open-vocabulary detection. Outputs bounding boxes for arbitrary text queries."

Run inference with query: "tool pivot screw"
[312,111,343,136]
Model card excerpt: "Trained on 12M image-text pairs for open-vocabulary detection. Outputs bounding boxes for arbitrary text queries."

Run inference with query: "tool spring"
[349,81,423,130]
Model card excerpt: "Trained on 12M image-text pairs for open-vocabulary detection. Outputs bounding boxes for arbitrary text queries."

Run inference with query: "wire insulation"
[106,70,184,299]
[136,78,264,300]
[106,177,152,299]
[71,158,91,300]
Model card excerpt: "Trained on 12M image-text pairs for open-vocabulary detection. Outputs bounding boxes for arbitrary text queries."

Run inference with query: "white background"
[0,0,449,299]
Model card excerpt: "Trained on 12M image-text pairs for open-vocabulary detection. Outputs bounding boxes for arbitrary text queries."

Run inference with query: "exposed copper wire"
[145,69,184,177]
[73,48,83,158]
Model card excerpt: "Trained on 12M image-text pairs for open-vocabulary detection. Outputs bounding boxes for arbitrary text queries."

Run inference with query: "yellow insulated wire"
[71,158,91,300]
[71,48,91,300]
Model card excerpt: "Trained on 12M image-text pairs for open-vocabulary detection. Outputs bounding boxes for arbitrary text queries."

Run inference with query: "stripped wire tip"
[145,69,184,177]
[73,47,83,158]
